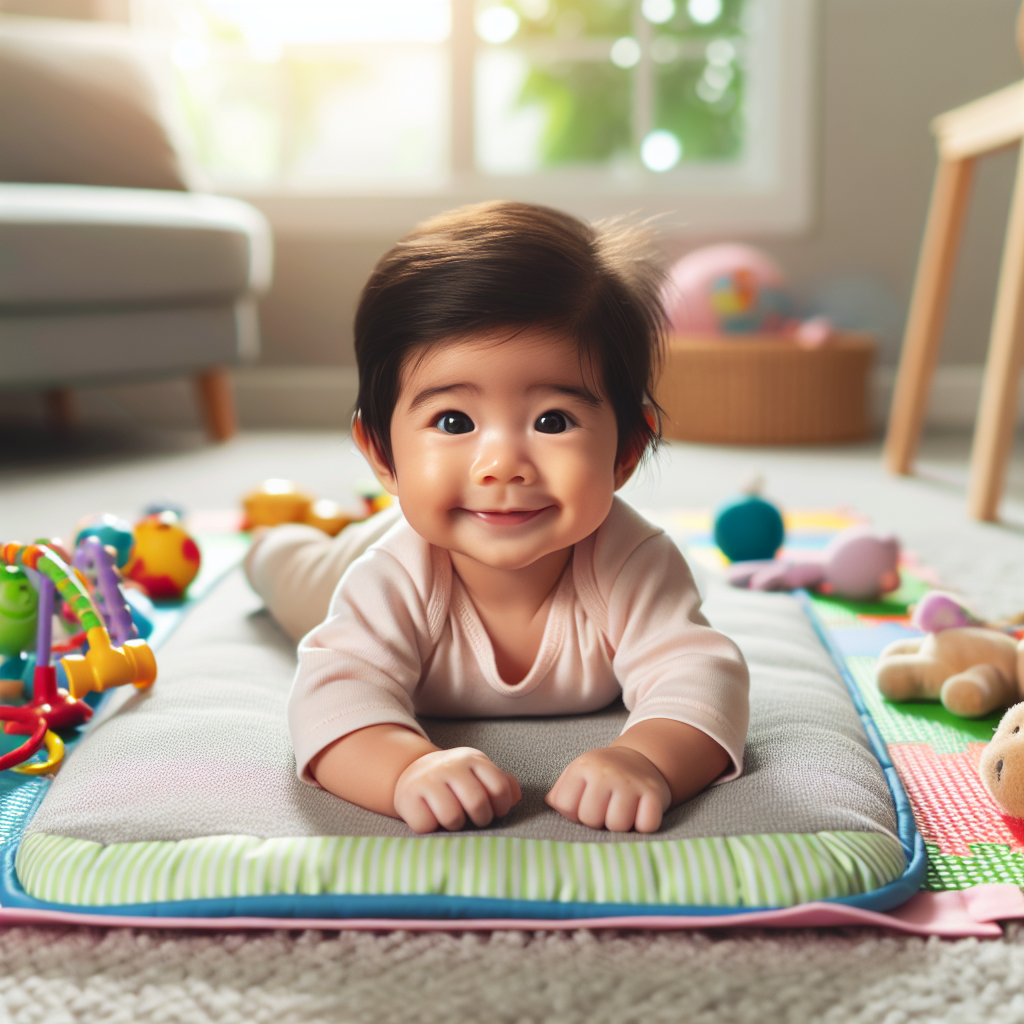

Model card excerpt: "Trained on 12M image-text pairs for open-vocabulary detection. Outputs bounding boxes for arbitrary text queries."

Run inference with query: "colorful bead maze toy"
[0,541,157,775]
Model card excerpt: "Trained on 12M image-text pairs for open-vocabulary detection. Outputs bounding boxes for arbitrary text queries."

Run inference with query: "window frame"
[144,0,816,238]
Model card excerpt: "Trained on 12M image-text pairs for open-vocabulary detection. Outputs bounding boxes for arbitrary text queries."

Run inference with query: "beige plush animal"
[875,627,1023,719]
[979,702,1024,818]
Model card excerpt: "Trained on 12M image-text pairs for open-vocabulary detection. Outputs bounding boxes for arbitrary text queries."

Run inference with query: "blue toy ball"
[713,493,785,563]
[75,513,135,569]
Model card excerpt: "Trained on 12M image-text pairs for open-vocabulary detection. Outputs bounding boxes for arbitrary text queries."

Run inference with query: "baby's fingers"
[422,785,467,832]
[634,791,665,834]
[399,796,441,835]
[472,763,522,819]
[545,769,586,823]
[446,773,498,828]
[604,788,641,833]
[575,779,613,830]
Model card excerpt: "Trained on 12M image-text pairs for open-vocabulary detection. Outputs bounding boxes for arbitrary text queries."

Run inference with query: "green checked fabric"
[16,831,906,909]
[809,590,1024,894]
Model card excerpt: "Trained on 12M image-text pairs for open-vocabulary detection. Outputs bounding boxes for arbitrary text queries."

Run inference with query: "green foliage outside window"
[517,63,633,166]
[502,0,748,168]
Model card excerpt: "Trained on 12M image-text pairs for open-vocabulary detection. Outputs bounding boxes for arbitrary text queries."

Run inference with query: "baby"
[247,201,750,835]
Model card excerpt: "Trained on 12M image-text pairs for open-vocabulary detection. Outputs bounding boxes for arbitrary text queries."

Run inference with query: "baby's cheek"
[555,455,616,529]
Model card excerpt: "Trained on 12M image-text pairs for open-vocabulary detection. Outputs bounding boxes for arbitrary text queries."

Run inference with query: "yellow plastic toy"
[124,511,202,600]
[242,479,392,536]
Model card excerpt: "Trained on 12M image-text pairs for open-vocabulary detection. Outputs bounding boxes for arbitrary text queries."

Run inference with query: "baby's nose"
[471,434,536,485]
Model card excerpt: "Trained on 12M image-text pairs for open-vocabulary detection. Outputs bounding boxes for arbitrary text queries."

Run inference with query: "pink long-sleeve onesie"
[282,498,750,786]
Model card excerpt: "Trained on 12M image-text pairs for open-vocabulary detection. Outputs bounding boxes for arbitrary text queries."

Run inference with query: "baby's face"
[380,328,622,571]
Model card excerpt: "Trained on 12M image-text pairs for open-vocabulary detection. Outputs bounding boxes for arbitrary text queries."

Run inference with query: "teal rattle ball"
[713,494,785,563]
[75,513,135,569]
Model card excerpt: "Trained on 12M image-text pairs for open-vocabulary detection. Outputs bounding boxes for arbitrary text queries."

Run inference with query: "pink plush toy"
[910,591,986,633]
[727,526,901,601]
[662,243,834,346]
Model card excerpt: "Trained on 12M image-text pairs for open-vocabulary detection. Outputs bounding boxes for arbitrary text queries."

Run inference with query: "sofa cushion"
[0,15,192,191]
[0,184,272,306]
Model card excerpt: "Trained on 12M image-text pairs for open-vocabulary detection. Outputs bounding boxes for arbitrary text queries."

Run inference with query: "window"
[134,0,813,234]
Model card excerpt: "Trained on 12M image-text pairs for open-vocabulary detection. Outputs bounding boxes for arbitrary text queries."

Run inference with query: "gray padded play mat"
[5,565,918,918]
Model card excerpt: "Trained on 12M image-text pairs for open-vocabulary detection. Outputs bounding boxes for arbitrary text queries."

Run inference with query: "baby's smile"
[462,507,554,527]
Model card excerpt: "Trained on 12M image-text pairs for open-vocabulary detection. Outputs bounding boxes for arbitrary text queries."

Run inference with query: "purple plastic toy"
[72,536,137,645]
[727,525,901,601]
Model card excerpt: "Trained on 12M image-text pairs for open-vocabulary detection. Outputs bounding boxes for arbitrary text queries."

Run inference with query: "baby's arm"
[545,719,729,833]
[311,724,521,833]
[290,537,521,833]
[546,524,749,833]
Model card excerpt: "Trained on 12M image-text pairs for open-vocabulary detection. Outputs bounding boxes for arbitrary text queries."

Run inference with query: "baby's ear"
[614,448,642,489]
[614,407,659,489]
[351,414,399,496]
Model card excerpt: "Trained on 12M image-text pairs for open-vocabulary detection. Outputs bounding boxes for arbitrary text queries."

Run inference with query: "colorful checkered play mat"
[662,507,1018,894]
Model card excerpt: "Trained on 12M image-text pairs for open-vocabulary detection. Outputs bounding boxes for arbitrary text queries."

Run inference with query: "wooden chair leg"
[194,367,238,442]
[968,142,1024,521]
[44,388,74,431]
[884,157,975,475]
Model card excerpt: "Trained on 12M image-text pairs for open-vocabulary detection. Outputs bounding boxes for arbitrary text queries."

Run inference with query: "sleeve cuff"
[621,702,746,782]
[293,706,428,785]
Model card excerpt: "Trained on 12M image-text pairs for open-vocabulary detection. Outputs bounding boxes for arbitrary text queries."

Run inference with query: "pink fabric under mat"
[2,885,1021,938]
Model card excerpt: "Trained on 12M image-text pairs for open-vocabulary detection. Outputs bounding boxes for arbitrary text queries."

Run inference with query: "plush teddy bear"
[875,627,1023,719]
[979,702,1024,818]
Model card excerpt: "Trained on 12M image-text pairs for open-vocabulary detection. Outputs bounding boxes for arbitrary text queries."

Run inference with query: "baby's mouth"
[465,507,552,527]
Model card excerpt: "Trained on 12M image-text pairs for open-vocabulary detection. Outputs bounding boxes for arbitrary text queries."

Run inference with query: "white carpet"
[4,426,1024,1022]
[2,924,1024,1023]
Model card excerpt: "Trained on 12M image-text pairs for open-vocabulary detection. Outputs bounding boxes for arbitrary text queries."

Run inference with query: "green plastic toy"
[0,565,38,658]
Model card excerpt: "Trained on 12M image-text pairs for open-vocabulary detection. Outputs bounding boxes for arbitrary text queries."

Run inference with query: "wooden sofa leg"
[44,388,74,431]
[195,367,238,442]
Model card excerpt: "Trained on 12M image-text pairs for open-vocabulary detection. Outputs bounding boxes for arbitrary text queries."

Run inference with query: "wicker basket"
[655,333,876,445]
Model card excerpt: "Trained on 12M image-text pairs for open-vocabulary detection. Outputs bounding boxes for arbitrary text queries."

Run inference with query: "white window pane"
[162,0,450,188]
[175,60,282,184]
[286,52,449,186]
[205,0,451,45]
[475,50,546,174]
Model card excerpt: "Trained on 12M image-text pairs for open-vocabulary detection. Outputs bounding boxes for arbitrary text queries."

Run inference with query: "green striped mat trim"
[16,830,906,909]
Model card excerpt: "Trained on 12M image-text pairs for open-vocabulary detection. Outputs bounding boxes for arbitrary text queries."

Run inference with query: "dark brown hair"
[353,200,665,471]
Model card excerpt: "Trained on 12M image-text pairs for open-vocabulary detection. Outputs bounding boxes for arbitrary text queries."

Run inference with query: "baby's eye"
[436,411,474,435]
[535,411,572,434]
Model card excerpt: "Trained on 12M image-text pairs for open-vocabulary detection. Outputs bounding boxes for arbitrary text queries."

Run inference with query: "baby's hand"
[545,746,671,833]
[394,747,522,834]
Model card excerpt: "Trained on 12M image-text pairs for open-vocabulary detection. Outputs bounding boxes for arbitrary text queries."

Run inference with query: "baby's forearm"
[310,724,439,817]
[611,719,730,805]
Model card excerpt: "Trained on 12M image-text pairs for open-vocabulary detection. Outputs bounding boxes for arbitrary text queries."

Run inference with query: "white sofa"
[0,15,273,440]
[0,184,273,439]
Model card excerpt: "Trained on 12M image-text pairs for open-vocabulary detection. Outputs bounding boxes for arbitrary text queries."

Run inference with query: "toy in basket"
[657,244,875,444]
[0,539,157,775]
